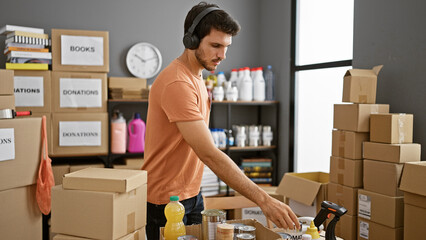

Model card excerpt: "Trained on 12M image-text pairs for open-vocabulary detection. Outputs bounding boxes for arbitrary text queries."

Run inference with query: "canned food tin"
[236,233,255,240]
[177,235,198,240]
[238,225,256,239]
[228,223,246,240]
[276,232,292,239]
[201,209,226,240]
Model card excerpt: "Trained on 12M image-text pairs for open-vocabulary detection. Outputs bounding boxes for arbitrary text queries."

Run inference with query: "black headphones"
[183,6,220,50]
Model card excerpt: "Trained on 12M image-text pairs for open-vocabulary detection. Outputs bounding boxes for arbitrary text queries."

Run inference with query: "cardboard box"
[326,213,357,240]
[327,182,359,216]
[399,162,426,240]
[0,118,41,191]
[51,113,108,157]
[276,172,329,217]
[51,71,107,113]
[0,69,14,95]
[370,113,413,144]
[51,184,147,240]
[21,112,52,156]
[342,65,382,104]
[52,164,70,186]
[70,164,105,172]
[333,104,389,132]
[332,130,369,159]
[358,189,404,228]
[0,95,15,110]
[53,227,145,240]
[363,159,404,197]
[358,218,403,240]
[160,219,281,240]
[14,70,52,112]
[51,29,109,72]
[363,141,421,163]
[109,77,147,90]
[63,168,147,193]
[329,156,363,188]
[0,185,42,240]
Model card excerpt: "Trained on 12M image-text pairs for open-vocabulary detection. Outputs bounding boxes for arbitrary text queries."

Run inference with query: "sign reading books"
[61,35,104,66]
[59,78,102,108]
[59,121,101,146]
[0,128,15,161]
[14,76,44,107]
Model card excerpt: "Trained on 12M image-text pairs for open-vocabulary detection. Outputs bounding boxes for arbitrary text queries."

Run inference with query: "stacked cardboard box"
[0,69,15,110]
[358,112,420,240]
[328,65,389,240]
[51,168,147,239]
[108,77,148,100]
[49,28,109,157]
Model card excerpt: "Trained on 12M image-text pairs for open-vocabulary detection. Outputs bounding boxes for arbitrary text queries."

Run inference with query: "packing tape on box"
[339,132,345,157]
[398,113,406,143]
[127,212,135,234]
[371,105,379,114]
[337,184,344,194]
[338,158,345,169]
[338,174,344,185]
[358,95,367,103]
[134,231,139,240]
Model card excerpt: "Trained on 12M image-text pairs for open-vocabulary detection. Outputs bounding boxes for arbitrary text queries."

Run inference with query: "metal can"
[235,233,255,240]
[238,225,256,236]
[276,232,292,239]
[228,223,246,240]
[177,236,198,240]
[201,209,226,240]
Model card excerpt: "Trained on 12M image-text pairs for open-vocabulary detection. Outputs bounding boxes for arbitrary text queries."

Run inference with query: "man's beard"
[195,48,219,71]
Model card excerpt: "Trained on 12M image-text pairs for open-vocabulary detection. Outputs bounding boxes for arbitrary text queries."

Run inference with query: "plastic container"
[111,111,127,153]
[262,126,273,146]
[264,65,275,100]
[253,67,266,101]
[239,67,253,101]
[164,196,186,240]
[229,69,239,87]
[127,113,146,153]
[207,71,218,87]
[213,86,224,101]
[226,81,238,101]
[218,129,227,148]
[217,71,227,87]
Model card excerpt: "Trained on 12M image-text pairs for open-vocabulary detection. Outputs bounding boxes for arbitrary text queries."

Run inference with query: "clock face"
[126,42,162,79]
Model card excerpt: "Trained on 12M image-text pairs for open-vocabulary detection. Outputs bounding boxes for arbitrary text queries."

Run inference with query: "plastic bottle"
[305,221,320,239]
[237,68,245,96]
[227,129,234,146]
[229,69,239,87]
[111,110,127,154]
[239,67,253,101]
[265,65,275,100]
[213,86,224,101]
[207,71,218,87]
[217,71,227,87]
[211,129,219,148]
[226,81,238,101]
[164,196,186,240]
[127,113,146,153]
[218,129,227,148]
[253,67,266,101]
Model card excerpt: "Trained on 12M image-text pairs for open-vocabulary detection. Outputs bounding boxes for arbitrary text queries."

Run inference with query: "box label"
[358,194,371,219]
[242,207,268,227]
[60,78,102,108]
[59,121,101,146]
[359,220,369,239]
[0,128,15,161]
[61,35,104,66]
[14,76,44,107]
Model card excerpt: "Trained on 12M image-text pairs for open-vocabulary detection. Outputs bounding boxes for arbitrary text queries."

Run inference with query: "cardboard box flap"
[276,172,328,206]
[345,65,383,77]
[372,65,384,75]
[63,168,147,193]
[400,162,426,196]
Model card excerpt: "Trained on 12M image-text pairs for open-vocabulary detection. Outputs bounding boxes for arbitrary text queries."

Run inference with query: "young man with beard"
[142,2,299,239]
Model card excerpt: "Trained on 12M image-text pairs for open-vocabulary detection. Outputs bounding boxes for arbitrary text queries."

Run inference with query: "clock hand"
[134,54,145,63]
[144,57,157,61]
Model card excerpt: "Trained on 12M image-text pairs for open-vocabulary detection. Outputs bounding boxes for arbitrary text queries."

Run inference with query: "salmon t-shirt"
[142,58,211,205]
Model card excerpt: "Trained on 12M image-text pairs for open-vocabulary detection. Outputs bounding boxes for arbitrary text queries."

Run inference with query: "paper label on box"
[0,128,15,161]
[59,121,101,146]
[242,207,267,226]
[14,76,44,107]
[61,35,104,66]
[358,194,371,219]
[60,78,102,108]
[359,220,369,239]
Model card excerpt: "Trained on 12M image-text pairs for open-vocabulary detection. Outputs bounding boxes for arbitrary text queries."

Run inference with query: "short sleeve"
[161,81,204,122]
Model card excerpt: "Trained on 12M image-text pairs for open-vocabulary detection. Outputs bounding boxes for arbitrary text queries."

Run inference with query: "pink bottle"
[127,113,146,153]
[111,111,127,154]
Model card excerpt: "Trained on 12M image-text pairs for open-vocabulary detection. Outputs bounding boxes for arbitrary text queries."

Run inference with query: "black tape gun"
[313,201,347,240]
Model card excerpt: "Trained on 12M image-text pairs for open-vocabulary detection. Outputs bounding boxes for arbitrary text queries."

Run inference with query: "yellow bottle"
[305,220,320,239]
[164,196,186,240]
[207,71,218,87]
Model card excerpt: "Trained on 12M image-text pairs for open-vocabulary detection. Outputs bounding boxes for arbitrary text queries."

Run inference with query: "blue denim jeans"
[146,192,204,240]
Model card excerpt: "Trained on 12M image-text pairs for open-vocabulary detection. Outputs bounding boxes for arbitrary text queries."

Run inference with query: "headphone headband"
[187,7,220,35]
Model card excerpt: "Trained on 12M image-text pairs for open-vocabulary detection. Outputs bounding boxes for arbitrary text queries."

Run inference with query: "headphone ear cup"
[183,33,194,49]
[190,35,200,50]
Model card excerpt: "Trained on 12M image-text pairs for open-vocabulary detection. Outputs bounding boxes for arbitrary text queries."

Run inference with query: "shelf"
[219,145,276,152]
[110,152,144,158]
[212,100,278,106]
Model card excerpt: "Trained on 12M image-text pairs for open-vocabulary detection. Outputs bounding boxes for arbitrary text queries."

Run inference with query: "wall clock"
[126,42,162,79]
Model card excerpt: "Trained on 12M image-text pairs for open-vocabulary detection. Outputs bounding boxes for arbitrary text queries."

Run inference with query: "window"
[291,0,354,173]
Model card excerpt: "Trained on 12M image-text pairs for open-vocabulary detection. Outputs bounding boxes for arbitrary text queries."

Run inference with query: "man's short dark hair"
[184,2,240,42]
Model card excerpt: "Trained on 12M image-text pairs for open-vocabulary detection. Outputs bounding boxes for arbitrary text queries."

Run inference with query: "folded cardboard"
[403,198,426,240]
[342,65,382,104]
[108,77,147,90]
[0,118,41,191]
[21,112,52,156]
[0,69,14,95]
[63,168,147,193]
[276,172,329,217]
[363,141,421,163]
[53,227,146,240]
[329,156,363,188]
[51,113,108,157]
[70,163,105,172]
[358,218,403,240]
[333,104,389,132]
[327,182,359,216]
[326,213,356,240]
[363,159,404,197]
[51,71,107,113]
[51,184,147,240]
[358,189,404,228]
[160,219,281,240]
[370,113,413,144]
[399,161,426,199]
[0,94,15,110]
[14,70,51,112]
[0,185,42,240]
[332,130,369,159]
[52,29,109,72]
[52,164,70,186]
